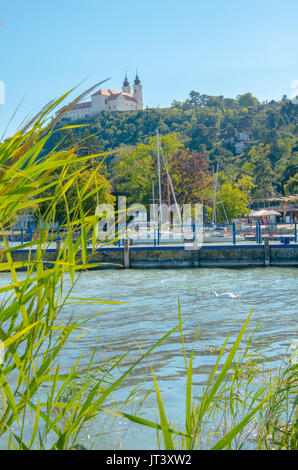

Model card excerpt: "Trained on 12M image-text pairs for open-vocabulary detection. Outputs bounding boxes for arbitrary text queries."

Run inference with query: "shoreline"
[1,243,297,270]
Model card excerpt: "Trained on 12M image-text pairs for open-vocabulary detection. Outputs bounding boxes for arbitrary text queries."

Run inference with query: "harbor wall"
[2,244,297,270]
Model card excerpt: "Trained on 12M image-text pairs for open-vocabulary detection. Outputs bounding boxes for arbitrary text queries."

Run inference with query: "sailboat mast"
[152,181,156,223]
[159,145,182,225]
[167,176,171,226]
[212,163,218,225]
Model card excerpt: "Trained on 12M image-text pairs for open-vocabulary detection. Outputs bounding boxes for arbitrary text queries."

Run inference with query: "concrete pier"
[264,237,270,266]
[124,239,130,269]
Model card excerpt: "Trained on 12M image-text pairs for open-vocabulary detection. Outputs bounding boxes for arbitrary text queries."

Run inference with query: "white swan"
[211,290,241,299]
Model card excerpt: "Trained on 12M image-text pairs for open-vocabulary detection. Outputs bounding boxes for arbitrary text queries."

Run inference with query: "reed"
[109,304,297,450]
[0,89,178,449]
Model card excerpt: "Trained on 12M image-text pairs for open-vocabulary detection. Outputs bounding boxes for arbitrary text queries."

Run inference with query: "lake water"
[0,267,297,449]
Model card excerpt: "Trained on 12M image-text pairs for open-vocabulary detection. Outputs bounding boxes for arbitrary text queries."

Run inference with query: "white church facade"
[61,73,143,121]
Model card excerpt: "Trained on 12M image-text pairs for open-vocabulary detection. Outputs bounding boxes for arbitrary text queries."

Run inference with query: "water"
[0,267,297,449]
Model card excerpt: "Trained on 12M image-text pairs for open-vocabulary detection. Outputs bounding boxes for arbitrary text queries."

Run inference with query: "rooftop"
[71,102,92,110]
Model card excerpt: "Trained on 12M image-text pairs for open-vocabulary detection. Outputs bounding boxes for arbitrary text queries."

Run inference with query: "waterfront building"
[249,195,298,222]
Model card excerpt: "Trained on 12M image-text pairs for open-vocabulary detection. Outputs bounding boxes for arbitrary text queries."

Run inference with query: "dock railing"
[1,222,297,248]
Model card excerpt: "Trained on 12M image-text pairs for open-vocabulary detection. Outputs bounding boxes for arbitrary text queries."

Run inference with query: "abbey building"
[62,73,143,121]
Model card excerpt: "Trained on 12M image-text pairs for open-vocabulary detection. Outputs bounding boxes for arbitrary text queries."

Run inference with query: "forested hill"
[51,92,297,151]
[46,91,298,196]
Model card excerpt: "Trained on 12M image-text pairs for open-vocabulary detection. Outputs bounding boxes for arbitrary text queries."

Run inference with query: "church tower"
[122,73,131,94]
[133,72,143,110]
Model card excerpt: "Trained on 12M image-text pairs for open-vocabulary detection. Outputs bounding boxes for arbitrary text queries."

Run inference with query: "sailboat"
[203,164,244,243]
[151,130,185,243]
[128,136,244,245]
[127,130,184,244]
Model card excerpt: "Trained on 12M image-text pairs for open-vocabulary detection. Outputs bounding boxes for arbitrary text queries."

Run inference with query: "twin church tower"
[62,72,143,121]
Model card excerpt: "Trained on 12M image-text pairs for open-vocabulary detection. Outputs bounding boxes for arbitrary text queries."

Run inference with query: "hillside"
[45,91,298,198]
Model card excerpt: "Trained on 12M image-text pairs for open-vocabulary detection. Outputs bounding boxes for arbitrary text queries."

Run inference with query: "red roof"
[107,90,121,101]
[91,89,111,97]
[107,92,137,103]
[108,95,119,101]
[122,92,137,103]
[108,89,120,95]
[71,102,92,110]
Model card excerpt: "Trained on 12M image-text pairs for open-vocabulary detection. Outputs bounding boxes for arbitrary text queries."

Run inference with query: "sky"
[0,0,298,137]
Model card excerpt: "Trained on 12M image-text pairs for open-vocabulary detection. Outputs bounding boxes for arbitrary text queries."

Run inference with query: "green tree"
[245,144,275,198]
[111,135,213,208]
[235,174,256,201]
[279,152,298,193]
[111,144,154,205]
[216,183,249,222]
[39,163,114,223]
[111,134,184,205]
[237,93,260,108]
[188,91,209,107]
[284,173,298,194]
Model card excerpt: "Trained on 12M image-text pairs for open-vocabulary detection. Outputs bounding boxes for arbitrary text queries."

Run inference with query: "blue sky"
[0,0,297,137]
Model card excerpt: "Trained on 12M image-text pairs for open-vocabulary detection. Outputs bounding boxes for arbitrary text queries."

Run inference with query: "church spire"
[123,73,130,88]
[122,72,131,94]
[133,70,143,110]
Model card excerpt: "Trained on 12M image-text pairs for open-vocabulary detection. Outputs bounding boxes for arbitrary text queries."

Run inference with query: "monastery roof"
[91,89,137,102]
[108,89,120,95]
[122,92,138,103]
[91,88,121,97]
[91,89,111,97]
[107,95,119,101]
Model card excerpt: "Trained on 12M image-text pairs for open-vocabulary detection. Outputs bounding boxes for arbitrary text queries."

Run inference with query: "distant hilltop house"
[226,129,258,154]
[234,131,253,154]
[59,73,143,121]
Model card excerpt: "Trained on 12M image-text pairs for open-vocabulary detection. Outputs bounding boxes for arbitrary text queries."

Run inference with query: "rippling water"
[0,267,297,449]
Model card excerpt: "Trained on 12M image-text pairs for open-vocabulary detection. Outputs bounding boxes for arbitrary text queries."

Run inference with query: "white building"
[236,131,251,141]
[235,141,246,154]
[231,130,258,154]
[60,73,143,121]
